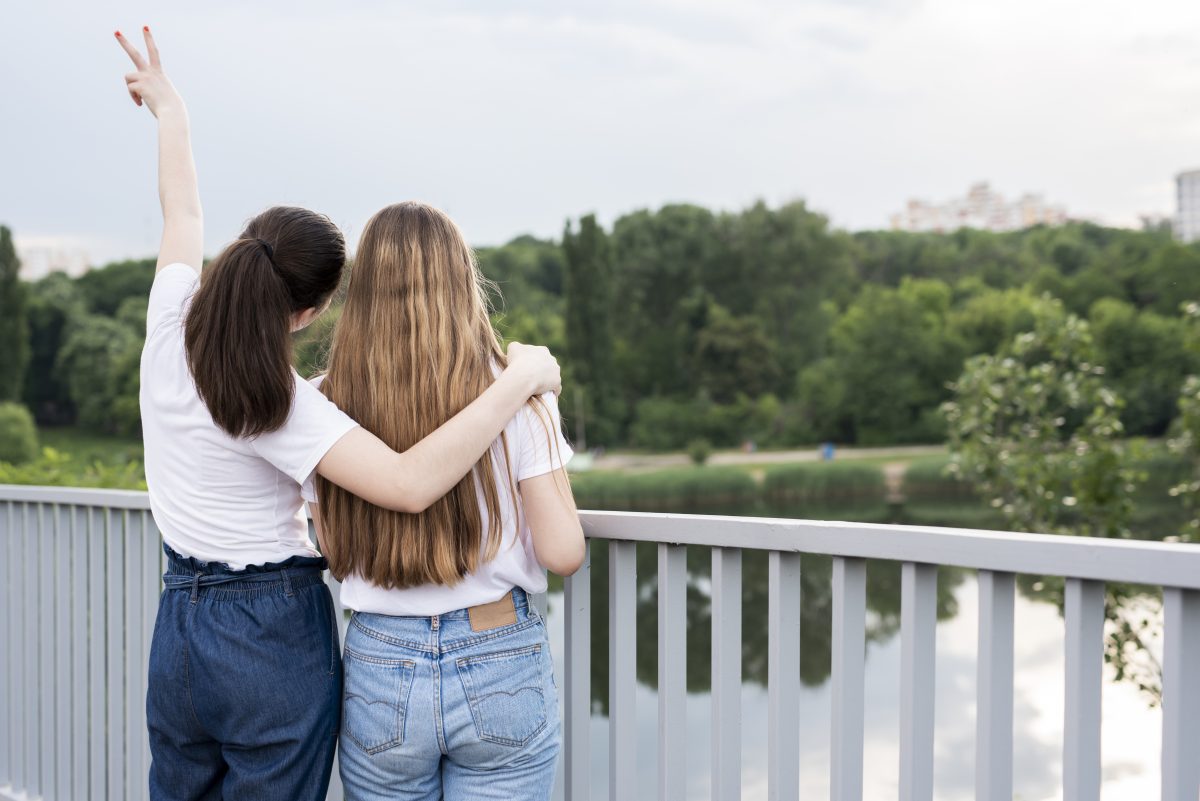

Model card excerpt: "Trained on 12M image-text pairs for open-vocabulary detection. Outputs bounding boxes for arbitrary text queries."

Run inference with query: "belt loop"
[190,573,200,605]
[281,568,294,598]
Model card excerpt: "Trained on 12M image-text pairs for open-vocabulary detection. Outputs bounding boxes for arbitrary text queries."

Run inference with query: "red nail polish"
[114,30,122,37]
[143,25,150,32]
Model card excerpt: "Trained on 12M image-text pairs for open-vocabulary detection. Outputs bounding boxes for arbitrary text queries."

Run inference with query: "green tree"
[476,235,566,313]
[55,315,142,434]
[1089,298,1196,436]
[690,301,779,403]
[0,226,31,402]
[1169,374,1200,540]
[23,272,87,424]
[563,214,617,446]
[942,299,1157,698]
[1169,302,1200,539]
[715,201,852,386]
[609,205,719,401]
[75,258,155,315]
[807,278,963,444]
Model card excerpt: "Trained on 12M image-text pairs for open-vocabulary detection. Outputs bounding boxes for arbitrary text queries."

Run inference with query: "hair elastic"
[254,238,276,264]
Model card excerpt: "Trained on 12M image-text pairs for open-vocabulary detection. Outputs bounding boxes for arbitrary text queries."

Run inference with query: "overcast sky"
[3,0,1200,266]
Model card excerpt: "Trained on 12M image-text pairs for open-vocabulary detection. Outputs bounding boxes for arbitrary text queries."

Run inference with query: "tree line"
[1,202,1199,450]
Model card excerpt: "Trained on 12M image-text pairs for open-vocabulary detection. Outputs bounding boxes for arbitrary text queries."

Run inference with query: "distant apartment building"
[890,182,1068,233]
[16,245,90,281]
[1176,170,1200,244]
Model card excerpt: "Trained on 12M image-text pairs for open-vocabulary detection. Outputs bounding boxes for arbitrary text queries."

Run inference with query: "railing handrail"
[583,510,1200,590]
[4,483,1200,590]
[0,484,153,510]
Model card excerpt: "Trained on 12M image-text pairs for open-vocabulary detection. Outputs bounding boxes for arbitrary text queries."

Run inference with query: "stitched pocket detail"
[342,648,416,755]
[455,643,547,747]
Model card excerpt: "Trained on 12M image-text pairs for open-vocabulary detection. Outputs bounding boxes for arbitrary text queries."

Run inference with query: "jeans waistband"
[163,543,326,603]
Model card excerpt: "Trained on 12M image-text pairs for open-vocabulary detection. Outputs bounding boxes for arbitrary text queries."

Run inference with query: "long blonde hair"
[316,201,546,588]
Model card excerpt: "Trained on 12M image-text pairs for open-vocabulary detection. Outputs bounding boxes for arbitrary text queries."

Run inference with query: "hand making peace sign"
[115,26,183,118]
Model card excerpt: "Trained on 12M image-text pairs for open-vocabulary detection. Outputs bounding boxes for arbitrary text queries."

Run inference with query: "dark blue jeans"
[147,545,342,801]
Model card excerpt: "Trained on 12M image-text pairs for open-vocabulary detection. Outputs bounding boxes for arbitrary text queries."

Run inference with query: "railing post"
[1063,578,1104,801]
[54,505,73,796]
[609,540,637,801]
[37,503,53,798]
[900,562,937,801]
[1162,587,1200,801]
[88,506,108,798]
[18,503,33,796]
[71,505,90,801]
[0,501,11,793]
[712,547,742,801]
[564,541,591,801]
[831,556,866,801]
[106,508,127,801]
[768,551,801,801]
[658,543,687,801]
[976,570,1014,801]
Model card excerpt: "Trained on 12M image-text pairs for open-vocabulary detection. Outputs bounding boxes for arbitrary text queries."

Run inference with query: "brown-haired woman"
[116,30,562,801]
[309,202,585,800]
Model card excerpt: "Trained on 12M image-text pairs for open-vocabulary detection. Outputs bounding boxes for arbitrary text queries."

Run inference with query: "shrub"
[687,438,712,466]
[903,456,977,500]
[762,462,885,502]
[0,402,38,464]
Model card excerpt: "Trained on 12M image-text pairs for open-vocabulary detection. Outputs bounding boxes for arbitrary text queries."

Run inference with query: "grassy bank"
[569,466,759,511]
[0,427,146,489]
[570,461,890,512]
[763,462,886,502]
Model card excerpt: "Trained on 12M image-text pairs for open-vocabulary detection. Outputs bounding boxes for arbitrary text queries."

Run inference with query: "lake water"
[540,499,1176,801]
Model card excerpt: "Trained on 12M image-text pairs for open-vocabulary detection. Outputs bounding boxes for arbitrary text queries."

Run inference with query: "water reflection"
[584,544,967,712]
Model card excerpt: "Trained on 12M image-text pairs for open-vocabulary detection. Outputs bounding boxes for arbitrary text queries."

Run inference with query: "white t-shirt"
[140,263,360,569]
[304,377,573,616]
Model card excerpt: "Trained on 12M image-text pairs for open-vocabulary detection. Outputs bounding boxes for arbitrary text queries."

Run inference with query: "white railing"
[3,486,1200,801]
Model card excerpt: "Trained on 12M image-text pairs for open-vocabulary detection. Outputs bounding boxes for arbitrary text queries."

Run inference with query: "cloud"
[3,0,1199,266]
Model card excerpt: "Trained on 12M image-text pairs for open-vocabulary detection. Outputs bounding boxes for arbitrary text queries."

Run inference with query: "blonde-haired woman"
[307,202,584,800]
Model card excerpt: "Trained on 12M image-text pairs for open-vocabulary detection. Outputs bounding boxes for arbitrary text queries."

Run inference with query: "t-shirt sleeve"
[250,373,359,486]
[299,375,330,503]
[517,392,575,481]
[146,263,200,337]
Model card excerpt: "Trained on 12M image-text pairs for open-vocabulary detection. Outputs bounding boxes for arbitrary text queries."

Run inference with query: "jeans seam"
[439,618,541,654]
[182,601,205,730]
[326,593,338,676]
[352,617,434,653]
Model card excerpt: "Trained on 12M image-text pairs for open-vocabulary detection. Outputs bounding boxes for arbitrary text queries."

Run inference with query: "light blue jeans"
[338,588,560,800]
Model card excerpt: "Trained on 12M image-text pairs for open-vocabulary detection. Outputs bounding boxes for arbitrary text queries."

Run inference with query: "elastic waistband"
[163,542,327,575]
[162,543,326,602]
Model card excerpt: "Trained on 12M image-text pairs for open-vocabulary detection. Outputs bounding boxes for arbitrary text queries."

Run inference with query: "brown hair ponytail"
[184,206,345,437]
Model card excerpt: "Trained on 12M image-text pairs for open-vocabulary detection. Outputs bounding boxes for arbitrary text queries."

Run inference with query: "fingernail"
[143,25,150,32]
[114,30,122,37]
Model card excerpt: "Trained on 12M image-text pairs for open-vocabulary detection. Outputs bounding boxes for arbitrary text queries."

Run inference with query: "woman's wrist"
[155,101,188,126]
[498,362,538,399]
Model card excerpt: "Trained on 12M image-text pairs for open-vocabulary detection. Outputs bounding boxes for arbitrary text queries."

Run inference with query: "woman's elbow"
[544,532,586,576]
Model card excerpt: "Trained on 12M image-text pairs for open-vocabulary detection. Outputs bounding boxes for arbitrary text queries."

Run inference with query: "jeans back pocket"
[455,643,548,747]
[342,648,416,755]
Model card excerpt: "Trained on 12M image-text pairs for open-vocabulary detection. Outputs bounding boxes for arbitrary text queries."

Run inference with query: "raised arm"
[315,342,563,514]
[116,27,203,273]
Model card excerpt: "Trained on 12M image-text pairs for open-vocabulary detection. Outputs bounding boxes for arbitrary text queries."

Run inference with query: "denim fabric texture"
[339,588,561,801]
[146,544,342,801]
